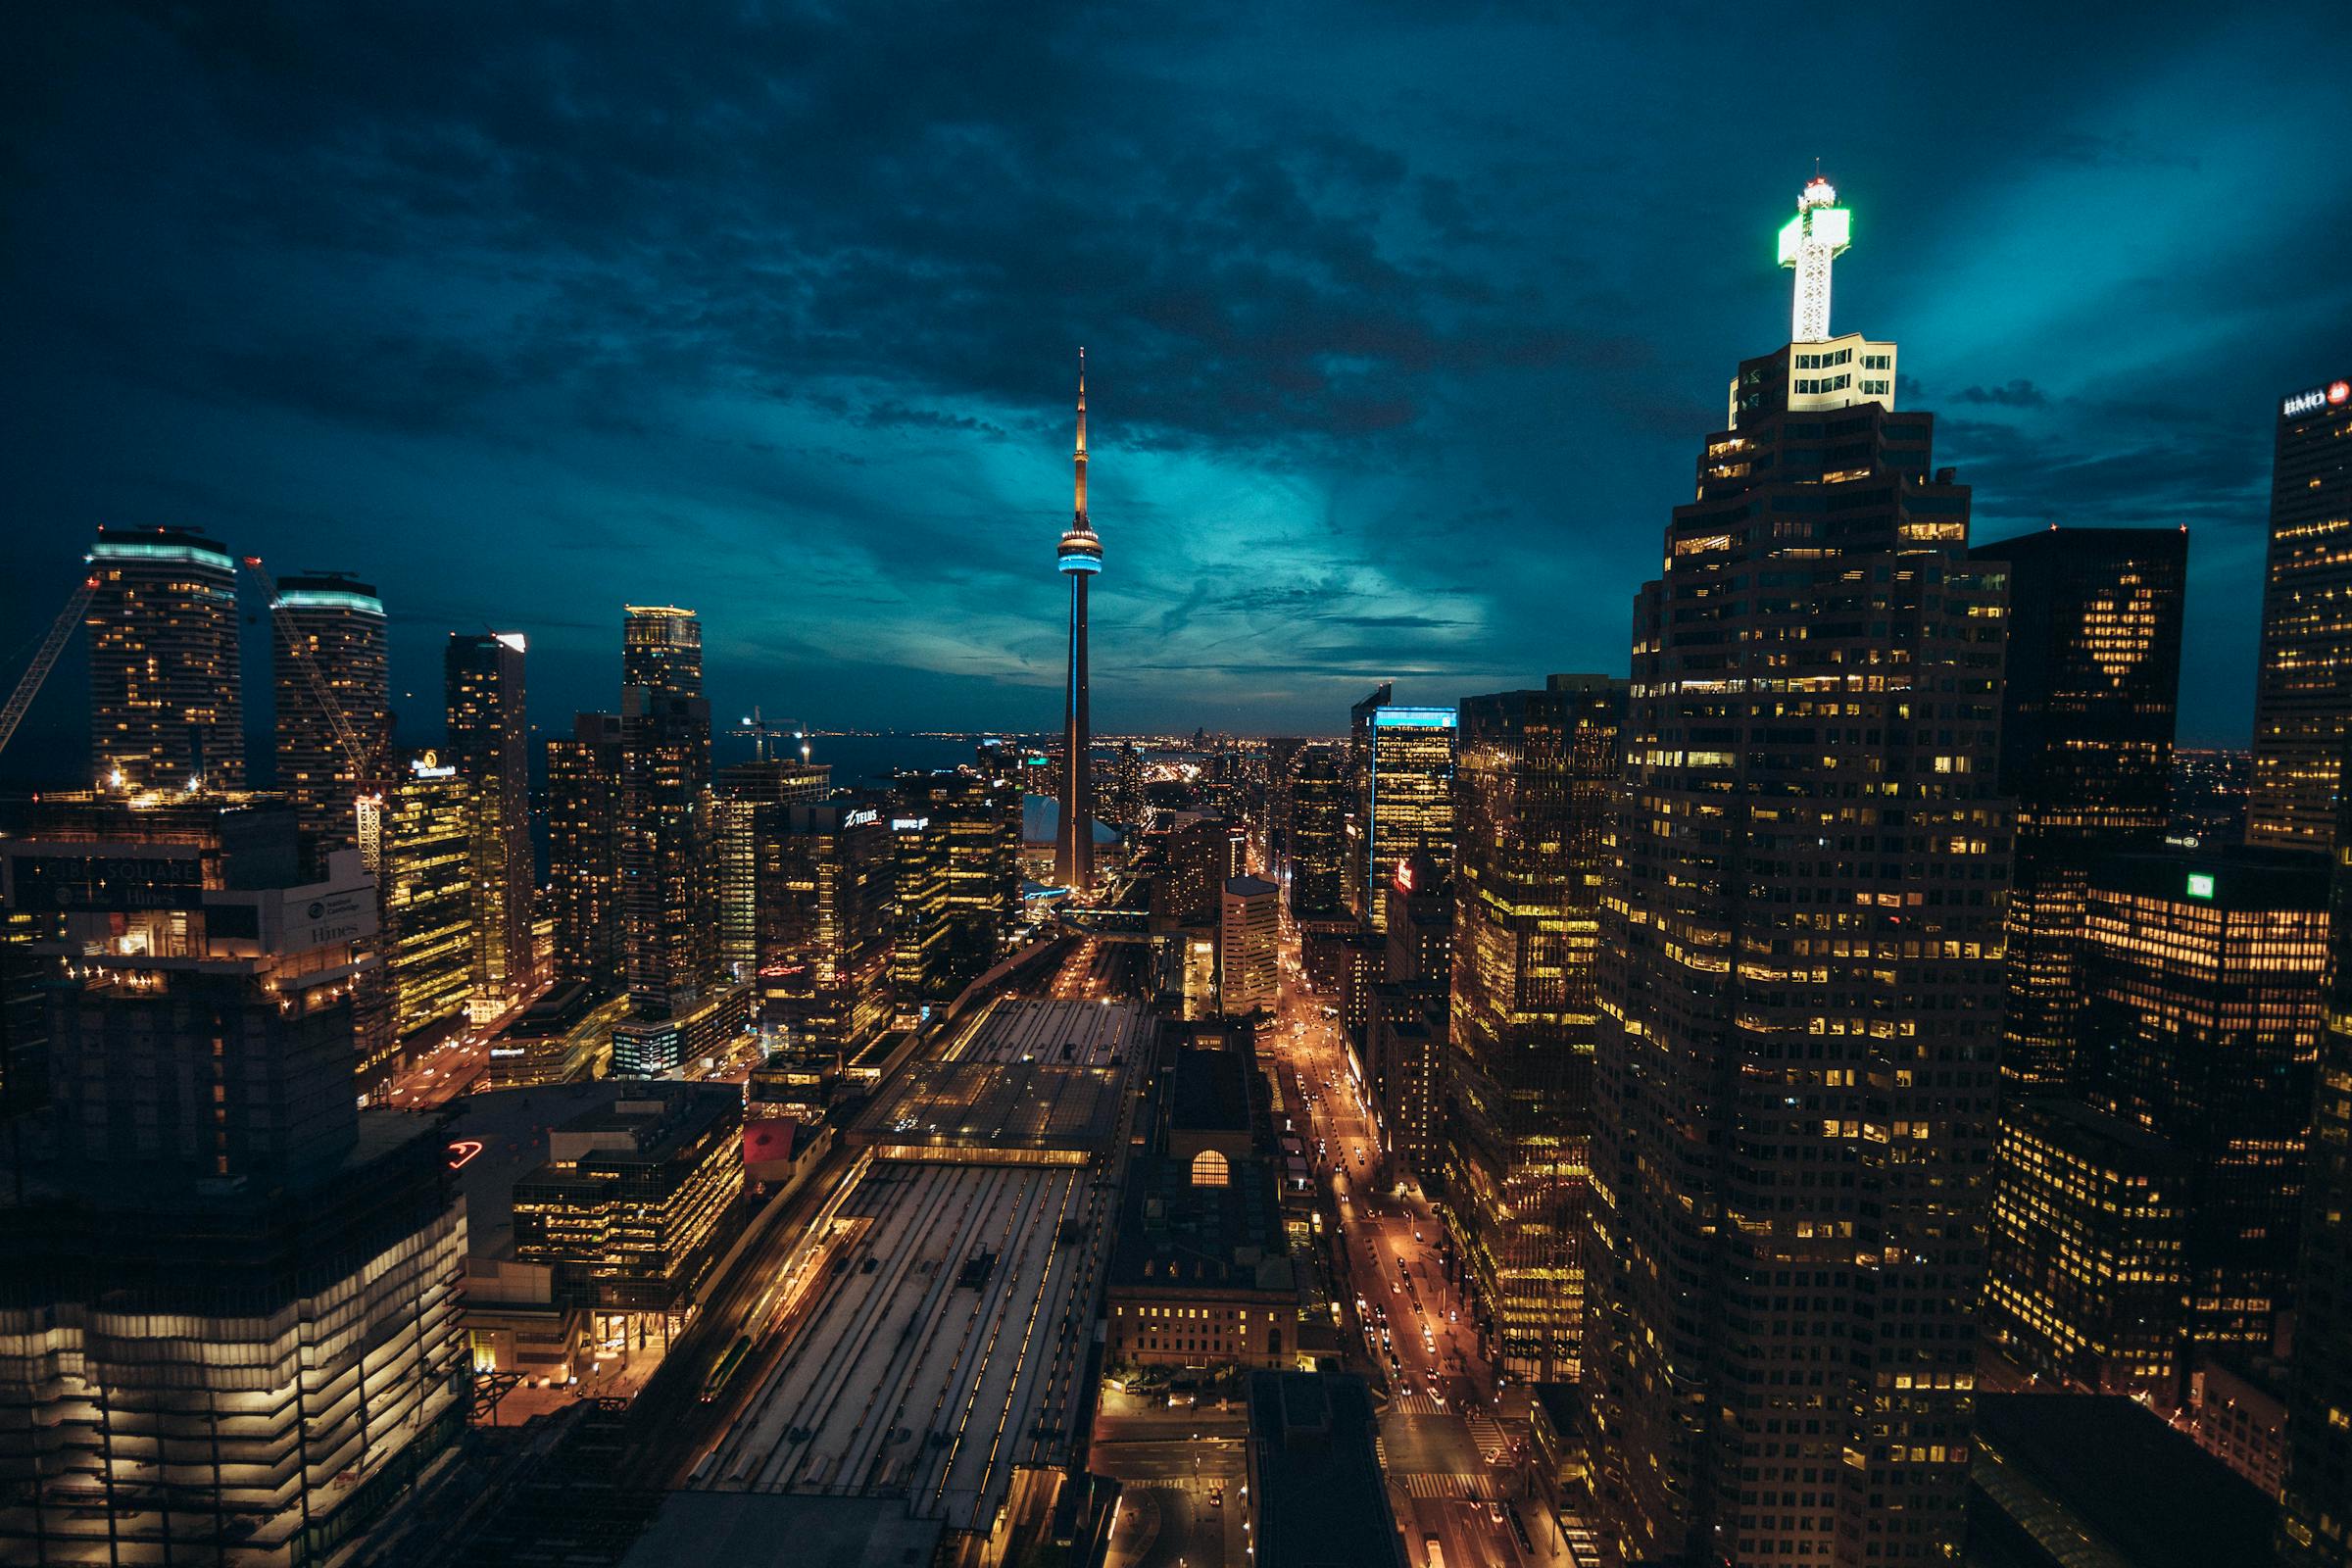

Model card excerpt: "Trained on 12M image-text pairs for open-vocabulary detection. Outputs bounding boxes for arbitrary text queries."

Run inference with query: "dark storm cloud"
[1955,380,2049,409]
[2,1,2348,759]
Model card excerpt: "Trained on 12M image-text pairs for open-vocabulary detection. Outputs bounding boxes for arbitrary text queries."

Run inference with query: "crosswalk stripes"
[1392,1394,1449,1415]
[1400,1472,1502,1499]
[1467,1413,1512,1465]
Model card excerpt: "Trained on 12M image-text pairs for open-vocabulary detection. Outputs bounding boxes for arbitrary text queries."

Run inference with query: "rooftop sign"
[2283,380,2351,418]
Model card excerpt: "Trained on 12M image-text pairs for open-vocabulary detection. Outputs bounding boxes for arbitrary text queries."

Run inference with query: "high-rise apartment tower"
[86,525,244,790]
[271,570,389,859]
[444,631,534,1017]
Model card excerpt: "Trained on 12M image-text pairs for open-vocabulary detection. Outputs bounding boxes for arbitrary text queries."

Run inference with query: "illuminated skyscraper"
[714,757,833,977]
[0,792,464,1566]
[1342,682,1392,920]
[381,753,475,1042]
[1984,850,2325,1397]
[737,801,894,1066]
[271,570,389,859]
[1055,351,1102,892]
[889,769,1020,1003]
[1444,674,1622,1384]
[2077,853,2325,1354]
[1158,814,1246,926]
[1582,178,2008,1568]
[444,631,535,1018]
[1368,848,1449,1176]
[1287,742,1348,919]
[2279,785,2352,1567]
[1358,707,1455,936]
[1982,1098,2190,1395]
[621,607,716,1017]
[2248,372,2352,850]
[1969,527,2186,1090]
[85,525,244,790]
[1218,873,1280,1016]
[548,711,625,990]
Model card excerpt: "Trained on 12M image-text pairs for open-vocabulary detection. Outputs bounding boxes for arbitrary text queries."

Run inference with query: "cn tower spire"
[1054,347,1102,892]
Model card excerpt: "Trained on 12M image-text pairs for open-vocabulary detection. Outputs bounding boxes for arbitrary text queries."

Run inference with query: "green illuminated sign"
[2185,872,2216,901]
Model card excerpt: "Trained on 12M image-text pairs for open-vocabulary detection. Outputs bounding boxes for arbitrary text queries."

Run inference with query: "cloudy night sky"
[4,2,2348,774]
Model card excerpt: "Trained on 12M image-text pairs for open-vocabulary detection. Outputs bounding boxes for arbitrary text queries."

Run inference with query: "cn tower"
[1054,349,1102,892]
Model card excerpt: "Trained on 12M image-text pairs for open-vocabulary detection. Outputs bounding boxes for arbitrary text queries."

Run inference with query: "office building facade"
[1368,849,1450,1178]
[511,1085,744,1318]
[889,769,1019,1004]
[381,755,475,1043]
[1219,873,1280,1017]
[1445,675,1623,1383]
[2248,374,2352,849]
[549,710,626,990]
[621,607,717,1017]
[2279,776,2352,1566]
[1358,707,1456,937]
[1970,528,2186,1092]
[1341,682,1392,920]
[1582,177,2009,1568]
[2081,851,2328,1354]
[1982,1099,2191,1394]
[444,631,535,1018]
[730,799,895,1066]
[1287,742,1348,919]
[713,757,834,976]
[86,525,245,790]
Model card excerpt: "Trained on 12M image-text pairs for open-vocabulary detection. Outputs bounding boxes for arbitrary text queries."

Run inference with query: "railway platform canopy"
[695,1000,1152,1558]
[849,998,1148,1164]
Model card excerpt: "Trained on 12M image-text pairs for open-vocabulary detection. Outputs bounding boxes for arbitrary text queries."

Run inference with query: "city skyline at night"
[9,11,2352,1568]
[5,7,2350,769]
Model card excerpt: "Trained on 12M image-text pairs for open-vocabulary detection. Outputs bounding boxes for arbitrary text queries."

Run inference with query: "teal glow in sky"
[3,3,2348,770]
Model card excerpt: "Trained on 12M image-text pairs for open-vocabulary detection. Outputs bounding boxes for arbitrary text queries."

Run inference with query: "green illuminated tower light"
[1778,174,1851,343]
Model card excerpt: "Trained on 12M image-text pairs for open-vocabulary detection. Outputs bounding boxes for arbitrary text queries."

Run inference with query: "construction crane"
[240,556,385,785]
[732,706,810,764]
[0,573,99,763]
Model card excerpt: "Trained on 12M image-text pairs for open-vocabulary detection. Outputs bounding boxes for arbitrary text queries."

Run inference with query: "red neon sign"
[446,1139,483,1170]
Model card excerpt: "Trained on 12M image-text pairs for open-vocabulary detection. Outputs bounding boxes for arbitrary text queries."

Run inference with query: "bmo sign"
[2283,379,2352,418]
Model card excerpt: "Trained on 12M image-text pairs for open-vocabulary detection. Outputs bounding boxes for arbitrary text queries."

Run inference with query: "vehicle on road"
[1424,1535,1446,1568]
